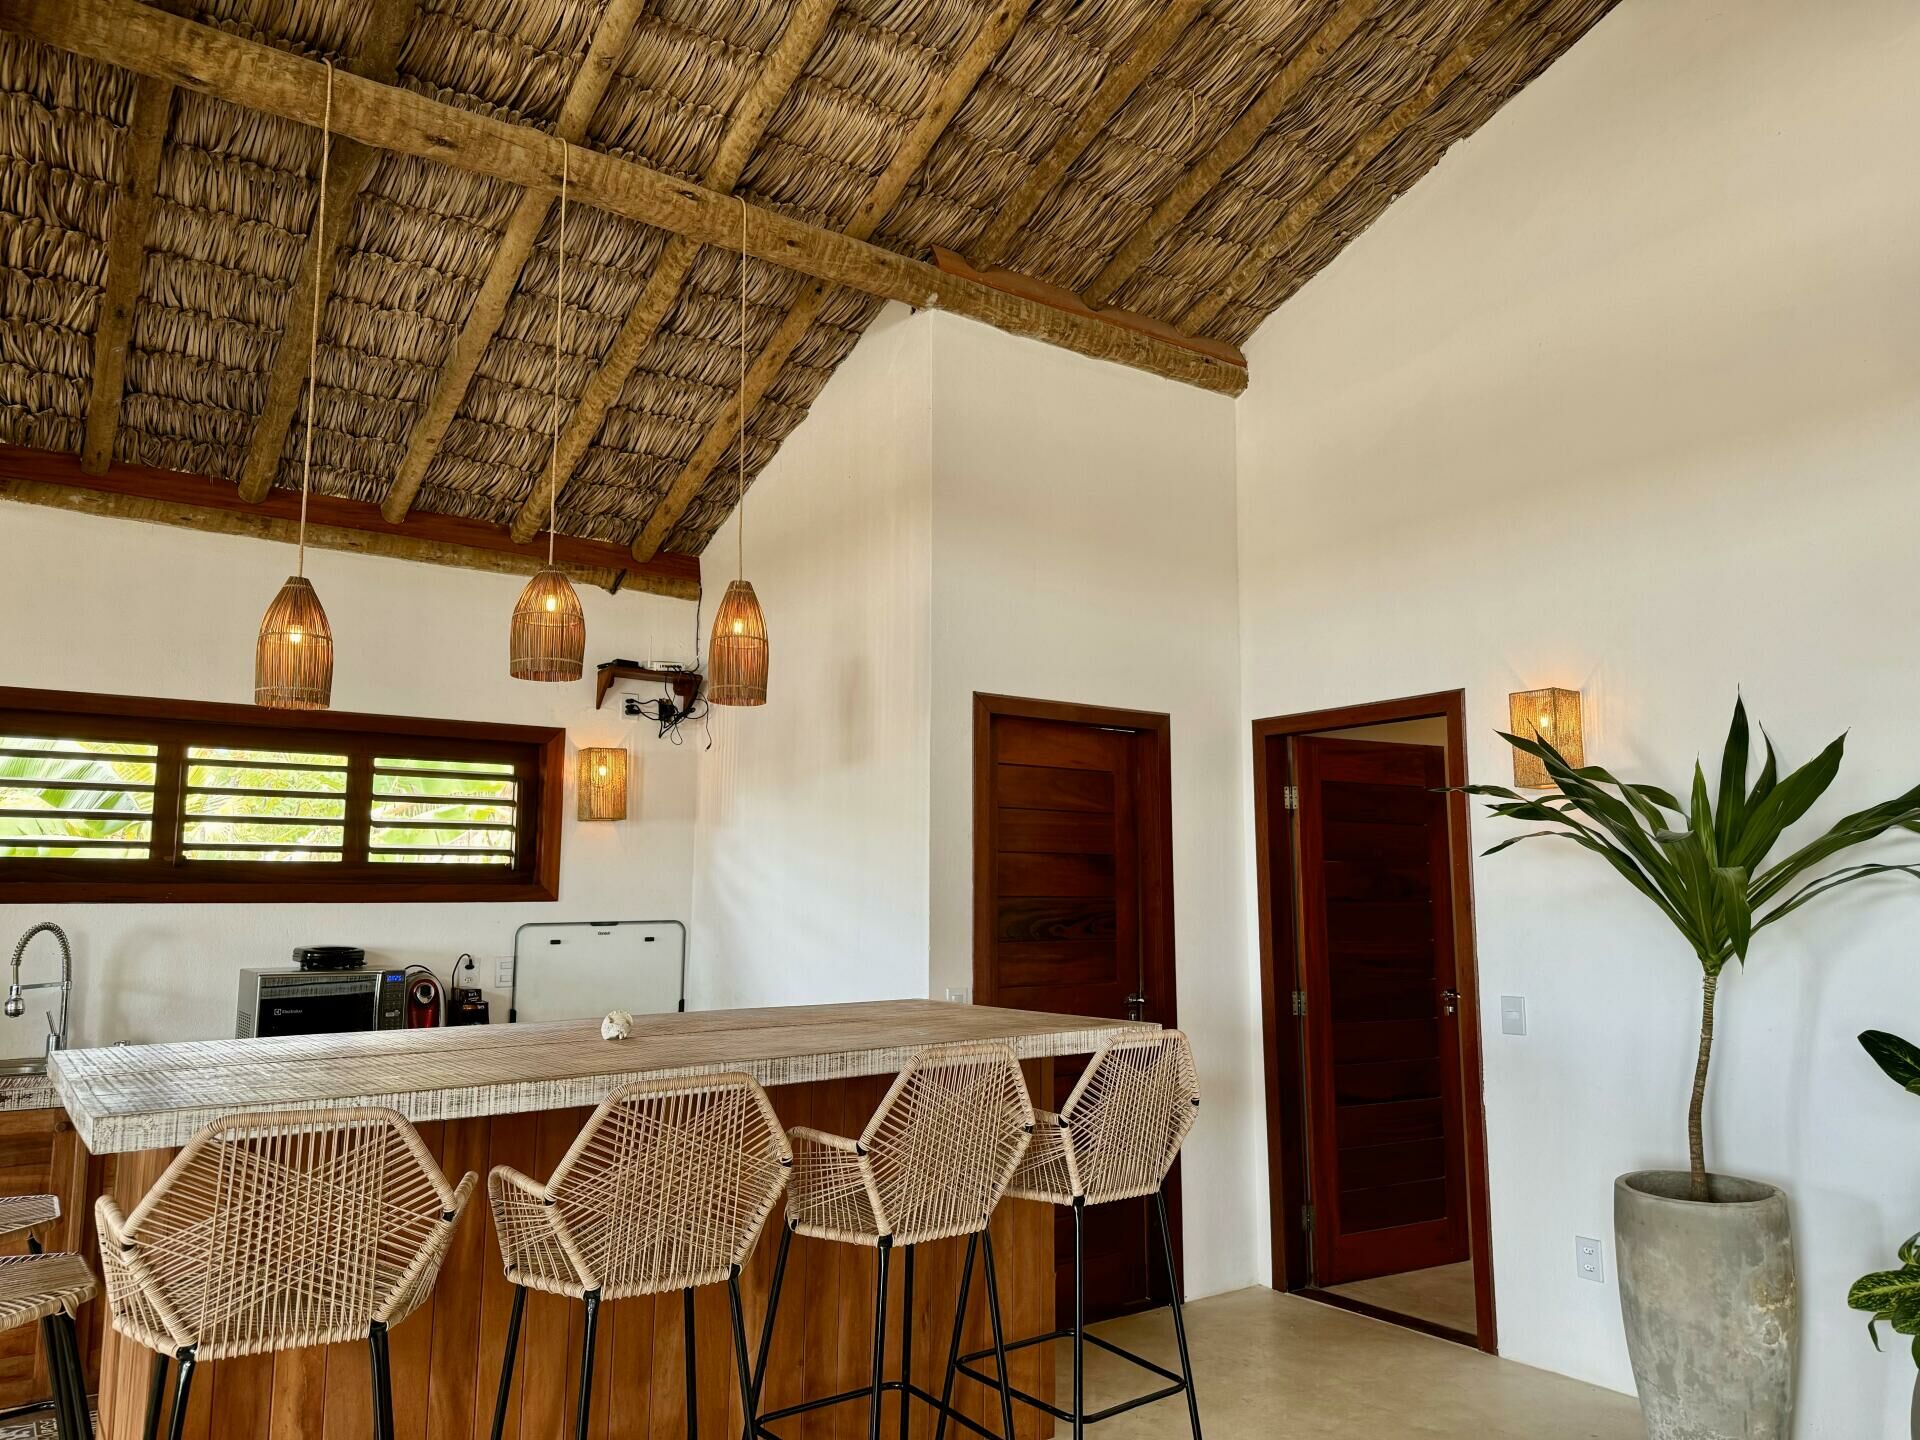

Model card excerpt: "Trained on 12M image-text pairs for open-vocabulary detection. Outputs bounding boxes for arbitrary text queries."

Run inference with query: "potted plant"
[1847,1029,1920,1437]
[1470,698,1920,1440]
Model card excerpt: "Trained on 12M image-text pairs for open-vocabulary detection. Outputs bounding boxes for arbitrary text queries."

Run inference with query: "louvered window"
[0,688,562,902]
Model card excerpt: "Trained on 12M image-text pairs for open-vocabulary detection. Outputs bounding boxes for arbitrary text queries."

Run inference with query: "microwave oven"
[236,965,408,1038]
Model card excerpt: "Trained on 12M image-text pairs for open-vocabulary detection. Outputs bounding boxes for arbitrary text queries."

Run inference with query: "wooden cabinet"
[0,1106,110,1411]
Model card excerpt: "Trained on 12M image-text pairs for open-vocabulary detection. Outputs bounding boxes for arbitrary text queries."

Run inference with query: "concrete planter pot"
[1614,1171,1795,1440]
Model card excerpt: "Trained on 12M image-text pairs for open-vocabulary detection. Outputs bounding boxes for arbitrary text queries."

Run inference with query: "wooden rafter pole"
[0,446,700,598]
[0,0,1245,414]
[626,0,1036,563]
[1082,0,1374,307]
[506,0,839,545]
[1184,0,1540,333]
[78,73,170,474]
[968,0,1207,266]
[234,3,417,502]
[377,0,648,523]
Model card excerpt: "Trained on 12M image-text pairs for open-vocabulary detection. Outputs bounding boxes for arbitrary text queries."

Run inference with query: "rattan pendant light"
[707,201,769,707]
[255,62,338,710]
[509,140,586,682]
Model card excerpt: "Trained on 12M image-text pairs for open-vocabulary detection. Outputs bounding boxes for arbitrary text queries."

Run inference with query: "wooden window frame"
[0,686,564,903]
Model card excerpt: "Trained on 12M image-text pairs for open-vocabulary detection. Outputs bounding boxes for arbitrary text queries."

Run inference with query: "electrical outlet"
[1501,995,1527,1036]
[945,987,971,1005]
[1575,1235,1604,1283]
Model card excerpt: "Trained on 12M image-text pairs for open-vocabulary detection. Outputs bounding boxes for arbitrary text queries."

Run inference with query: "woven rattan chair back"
[860,1040,1034,1248]
[1056,1030,1199,1205]
[489,1073,790,1300]
[97,1107,476,1361]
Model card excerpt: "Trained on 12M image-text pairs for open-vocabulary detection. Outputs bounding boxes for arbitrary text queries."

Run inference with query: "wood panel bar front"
[88,1068,1055,1440]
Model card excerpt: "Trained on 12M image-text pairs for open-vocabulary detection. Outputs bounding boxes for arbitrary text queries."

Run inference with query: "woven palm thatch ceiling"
[0,0,1617,597]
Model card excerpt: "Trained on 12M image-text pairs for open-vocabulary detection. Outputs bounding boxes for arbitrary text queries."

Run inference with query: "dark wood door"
[974,696,1177,1323]
[1292,736,1469,1285]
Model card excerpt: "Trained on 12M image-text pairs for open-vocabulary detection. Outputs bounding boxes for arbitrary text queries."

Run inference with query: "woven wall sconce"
[255,575,334,710]
[510,569,586,682]
[577,747,628,821]
[1508,687,1584,788]
[708,579,769,706]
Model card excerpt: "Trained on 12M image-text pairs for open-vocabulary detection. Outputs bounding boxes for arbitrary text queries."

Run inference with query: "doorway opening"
[972,692,1180,1324]
[1252,690,1496,1351]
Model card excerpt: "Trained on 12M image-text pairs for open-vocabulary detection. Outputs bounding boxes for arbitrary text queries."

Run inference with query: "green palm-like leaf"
[1860,1032,1920,1095]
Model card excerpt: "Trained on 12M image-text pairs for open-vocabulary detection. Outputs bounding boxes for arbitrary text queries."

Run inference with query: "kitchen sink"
[0,1056,48,1078]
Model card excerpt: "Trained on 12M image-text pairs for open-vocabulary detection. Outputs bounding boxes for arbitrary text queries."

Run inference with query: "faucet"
[7,923,71,1056]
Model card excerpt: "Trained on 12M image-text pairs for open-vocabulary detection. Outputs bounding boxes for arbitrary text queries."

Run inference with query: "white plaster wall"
[690,304,935,1010]
[1234,0,1920,1428]
[0,502,700,1048]
[925,312,1257,1302]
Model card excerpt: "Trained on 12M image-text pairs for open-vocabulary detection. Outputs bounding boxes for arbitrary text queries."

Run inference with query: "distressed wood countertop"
[50,999,1152,1153]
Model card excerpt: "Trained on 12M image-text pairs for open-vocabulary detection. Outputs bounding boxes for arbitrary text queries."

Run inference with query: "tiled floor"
[1325,1260,1480,1334]
[1044,1287,1643,1439]
[2,1289,1643,1440]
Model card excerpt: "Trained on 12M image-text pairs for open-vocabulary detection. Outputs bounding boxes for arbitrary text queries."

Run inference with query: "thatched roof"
[0,0,1617,587]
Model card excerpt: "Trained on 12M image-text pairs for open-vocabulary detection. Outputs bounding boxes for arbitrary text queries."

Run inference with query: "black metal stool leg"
[1154,1189,1201,1440]
[40,1316,74,1440]
[868,1240,891,1440]
[1072,1198,1086,1440]
[899,1246,914,1440]
[142,1350,171,1440]
[746,1225,792,1440]
[57,1310,92,1440]
[932,1232,977,1440]
[369,1321,395,1440]
[579,1290,603,1440]
[491,1285,527,1440]
[164,1349,195,1440]
[978,1233,1016,1440]
[682,1287,697,1440]
[727,1269,758,1440]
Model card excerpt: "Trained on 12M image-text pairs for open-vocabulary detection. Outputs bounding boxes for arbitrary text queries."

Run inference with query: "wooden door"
[1292,736,1469,1285]
[974,695,1177,1323]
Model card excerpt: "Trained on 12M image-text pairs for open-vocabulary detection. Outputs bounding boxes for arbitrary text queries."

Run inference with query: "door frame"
[1251,689,1497,1353]
[972,691,1182,1302]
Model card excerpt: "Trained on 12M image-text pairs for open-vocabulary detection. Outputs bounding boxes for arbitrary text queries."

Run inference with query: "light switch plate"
[495,958,515,989]
[1576,1235,1605,1283]
[1500,995,1527,1036]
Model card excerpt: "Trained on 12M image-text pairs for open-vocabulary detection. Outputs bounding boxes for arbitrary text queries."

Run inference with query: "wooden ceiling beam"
[968,0,1207,266]
[1083,0,1374,307]
[234,4,418,503]
[78,72,170,474]
[377,0,649,524]
[627,0,1037,563]
[506,0,840,546]
[1,0,1246,409]
[0,446,699,598]
[1183,0,1539,333]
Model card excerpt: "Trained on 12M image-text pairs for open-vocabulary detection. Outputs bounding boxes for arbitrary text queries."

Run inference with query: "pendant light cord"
[737,197,746,583]
[298,60,333,579]
[549,140,568,570]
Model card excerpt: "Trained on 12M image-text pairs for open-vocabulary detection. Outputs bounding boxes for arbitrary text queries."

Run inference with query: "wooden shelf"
[595,661,702,710]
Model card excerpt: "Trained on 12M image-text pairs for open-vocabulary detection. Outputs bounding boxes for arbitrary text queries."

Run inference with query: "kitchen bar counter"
[52,998,1148,1152]
[69,1001,1147,1440]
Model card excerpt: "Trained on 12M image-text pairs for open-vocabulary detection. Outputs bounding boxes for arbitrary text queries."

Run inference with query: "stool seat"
[0,1252,95,1332]
[1006,1033,1199,1208]
[0,1194,61,1242]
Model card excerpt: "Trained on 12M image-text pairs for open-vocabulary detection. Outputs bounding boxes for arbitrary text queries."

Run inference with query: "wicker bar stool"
[0,1194,92,1440]
[948,1031,1201,1440]
[751,1040,1035,1440]
[487,1073,791,1440]
[95,1108,477,1440]
[0,1250,96,1440]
